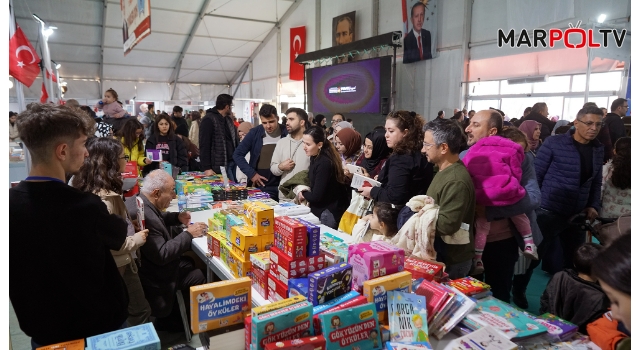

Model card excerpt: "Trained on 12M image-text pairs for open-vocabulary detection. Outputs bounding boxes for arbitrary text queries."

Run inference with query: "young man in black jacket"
[172,105,189,138]
[10,103,129,348]
[199,94,239,181]
[604,98,628,145]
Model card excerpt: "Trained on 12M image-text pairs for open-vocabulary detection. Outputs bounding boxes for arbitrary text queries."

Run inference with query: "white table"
[170,204,354,307]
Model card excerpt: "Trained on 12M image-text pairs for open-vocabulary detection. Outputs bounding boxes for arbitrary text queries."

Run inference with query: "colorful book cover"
[36,339,84,350]
[252,300,314,350]
[532,313,578,341]
[312,290,361,315]
[263,335,326,350]
[362,271,412,324]
[319,303,381,350]
[433,286,477,340]
[445,276,491,296]
[442,325,517,350]
[415,279,451,323]
[85,323,160,350]
[189,277,251,334]
[308,263,353,306]
[465,296,548,340]
[385,342,433,350]
[388,291,429,343]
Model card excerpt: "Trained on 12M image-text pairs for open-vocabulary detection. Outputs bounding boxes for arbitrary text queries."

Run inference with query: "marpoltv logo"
[498,21,627,48]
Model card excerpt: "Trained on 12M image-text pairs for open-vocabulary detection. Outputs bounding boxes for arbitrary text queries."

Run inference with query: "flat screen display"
[307,57,390,114]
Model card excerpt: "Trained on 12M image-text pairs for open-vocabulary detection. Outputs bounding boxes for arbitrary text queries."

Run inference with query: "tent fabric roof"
[13,0,295,84]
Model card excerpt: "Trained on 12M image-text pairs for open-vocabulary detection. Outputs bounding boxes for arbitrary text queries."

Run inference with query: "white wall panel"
[253,35,278,80]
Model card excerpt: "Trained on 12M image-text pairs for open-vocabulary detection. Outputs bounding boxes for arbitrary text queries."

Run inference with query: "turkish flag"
[290,26,306,81]
[40,82,48,103]
[9,25,41,87]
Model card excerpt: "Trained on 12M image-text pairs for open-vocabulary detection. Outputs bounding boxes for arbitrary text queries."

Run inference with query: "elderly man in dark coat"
[137,170,208,331]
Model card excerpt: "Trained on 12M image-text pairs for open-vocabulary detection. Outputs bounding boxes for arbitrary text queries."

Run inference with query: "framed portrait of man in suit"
[402,0,437,64]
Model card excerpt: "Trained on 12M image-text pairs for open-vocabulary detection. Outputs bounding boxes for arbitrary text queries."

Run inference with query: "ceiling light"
[55,62,61,69]
[32,14,45,25]
[597,14,606,23]
[9,79,14,89]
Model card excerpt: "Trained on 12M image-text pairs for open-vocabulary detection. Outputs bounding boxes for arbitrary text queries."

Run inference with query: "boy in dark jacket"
[540,243,609,333]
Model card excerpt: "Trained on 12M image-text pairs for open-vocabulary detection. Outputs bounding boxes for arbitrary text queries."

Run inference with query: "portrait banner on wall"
[333,11,356,47]
[121,0,151,56]
[401,0,438,64]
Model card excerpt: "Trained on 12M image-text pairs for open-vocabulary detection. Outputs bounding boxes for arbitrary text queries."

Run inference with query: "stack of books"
[445,276,492,299]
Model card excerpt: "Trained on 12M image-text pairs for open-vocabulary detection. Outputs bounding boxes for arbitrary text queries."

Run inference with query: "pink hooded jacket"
[462,135,526,206]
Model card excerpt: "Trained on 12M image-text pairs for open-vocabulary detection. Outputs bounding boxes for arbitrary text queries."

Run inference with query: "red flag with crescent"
[290,26,306,81]
[9,25,41,87]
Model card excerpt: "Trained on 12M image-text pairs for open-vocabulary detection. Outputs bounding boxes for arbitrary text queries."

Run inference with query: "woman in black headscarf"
[356,128,392,179]
[314,114,327,130]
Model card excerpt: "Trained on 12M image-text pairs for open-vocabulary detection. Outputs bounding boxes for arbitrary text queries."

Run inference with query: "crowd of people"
[8,91,631,350]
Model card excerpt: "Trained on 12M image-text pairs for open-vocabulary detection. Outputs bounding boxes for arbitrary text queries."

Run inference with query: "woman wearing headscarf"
[335,128,362,166]
[314,114,327,130]
[237,122,253,141]
[355,129,392,179]
[518,120,542,154]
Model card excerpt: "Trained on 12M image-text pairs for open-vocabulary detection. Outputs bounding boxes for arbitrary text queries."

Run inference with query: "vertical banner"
[401,0,438,64]
[121,0,151,56]
[290,26,306,81]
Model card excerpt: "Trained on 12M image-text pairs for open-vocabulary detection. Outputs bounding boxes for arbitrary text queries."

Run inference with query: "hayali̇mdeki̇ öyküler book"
[189,277,251,334]
[388,290,430,344]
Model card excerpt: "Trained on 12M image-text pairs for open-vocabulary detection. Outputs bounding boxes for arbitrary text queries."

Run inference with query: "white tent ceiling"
[13,0,297,85]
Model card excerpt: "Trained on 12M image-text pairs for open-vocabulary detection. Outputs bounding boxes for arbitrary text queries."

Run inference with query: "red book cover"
[245,315,252,350]
[415,280,450,322]
[446,276,491,296]
[264,335,325,350]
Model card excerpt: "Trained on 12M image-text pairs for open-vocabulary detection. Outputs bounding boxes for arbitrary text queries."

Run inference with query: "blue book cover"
[388,291,429,344]
[465,296,548,340]
[85,323,160,350]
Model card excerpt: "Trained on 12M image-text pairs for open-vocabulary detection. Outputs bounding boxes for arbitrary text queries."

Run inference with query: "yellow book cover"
[189,277,251,334]
[362,271,412,324]
[251,294,307,317]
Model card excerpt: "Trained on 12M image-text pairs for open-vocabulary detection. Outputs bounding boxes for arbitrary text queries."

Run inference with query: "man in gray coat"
[137,170,208,331]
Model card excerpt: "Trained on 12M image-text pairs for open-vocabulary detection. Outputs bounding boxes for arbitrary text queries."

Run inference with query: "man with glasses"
[422,119,475,279]
[533,105,604,273]
[331,113,345,125]
[604,98,628,145]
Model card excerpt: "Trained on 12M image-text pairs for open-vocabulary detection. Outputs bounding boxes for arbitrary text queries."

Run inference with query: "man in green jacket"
[422,119,475,279]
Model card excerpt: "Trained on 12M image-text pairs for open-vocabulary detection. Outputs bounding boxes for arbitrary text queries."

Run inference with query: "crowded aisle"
[7,0,634,350]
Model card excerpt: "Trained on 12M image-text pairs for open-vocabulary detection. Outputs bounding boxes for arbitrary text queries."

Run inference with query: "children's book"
[445,276,491,296]
[319,303,381,350]
[442,326,517,350]
[385,342,433,350]
[387,291,429,344]
[415,279,452,323]
[464,296,548,341]
[530,313,579,342]
[432,285,477,340]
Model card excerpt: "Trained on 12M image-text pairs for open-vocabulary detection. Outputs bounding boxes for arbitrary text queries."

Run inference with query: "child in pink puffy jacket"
[94,88,128,119]
[462,129,538,275]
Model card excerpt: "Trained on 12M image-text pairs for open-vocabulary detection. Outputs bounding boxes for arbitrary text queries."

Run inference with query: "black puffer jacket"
[199,108,239,173]
[540,269,610,333]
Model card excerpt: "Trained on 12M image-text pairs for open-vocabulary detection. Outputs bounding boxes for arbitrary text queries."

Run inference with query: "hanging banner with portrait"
[401,0,438,64]
[121,0,151,56]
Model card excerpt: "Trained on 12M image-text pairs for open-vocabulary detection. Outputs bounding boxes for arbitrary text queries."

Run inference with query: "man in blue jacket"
[512,106,605,308]
[233,104,287,200]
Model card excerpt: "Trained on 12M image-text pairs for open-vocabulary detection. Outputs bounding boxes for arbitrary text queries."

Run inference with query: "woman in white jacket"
[71,137,151,326]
